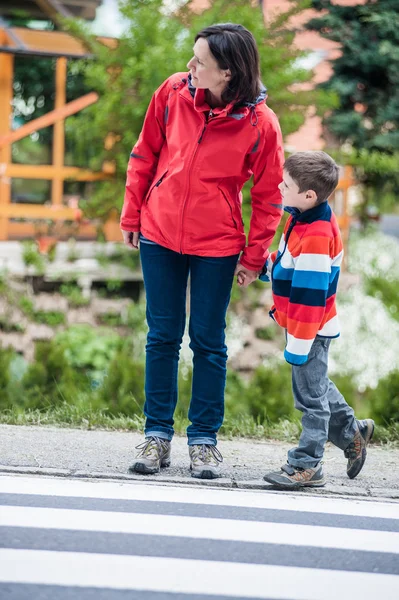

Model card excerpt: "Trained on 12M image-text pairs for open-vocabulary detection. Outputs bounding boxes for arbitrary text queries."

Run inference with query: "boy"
[258,151,374,489]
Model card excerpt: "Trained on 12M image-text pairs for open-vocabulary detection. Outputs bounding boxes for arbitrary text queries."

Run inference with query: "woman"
[121,23,284,479]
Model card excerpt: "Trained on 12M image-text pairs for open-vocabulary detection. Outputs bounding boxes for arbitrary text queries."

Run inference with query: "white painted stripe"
[318,315,340,336]
[1,506,398,553]
[1,476,398,520]
[286,333,314,356]
[294,253,331,272]
[0,549,398,600]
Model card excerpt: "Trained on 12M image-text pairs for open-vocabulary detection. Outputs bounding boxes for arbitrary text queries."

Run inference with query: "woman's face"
[187,38,231,94]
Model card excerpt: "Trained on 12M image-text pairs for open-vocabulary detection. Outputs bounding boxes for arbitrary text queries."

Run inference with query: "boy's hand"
[121,230,139,249]
[234,263,260,287]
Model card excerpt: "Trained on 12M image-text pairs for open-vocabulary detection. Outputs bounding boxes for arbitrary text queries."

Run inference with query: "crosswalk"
[0,475,398,600]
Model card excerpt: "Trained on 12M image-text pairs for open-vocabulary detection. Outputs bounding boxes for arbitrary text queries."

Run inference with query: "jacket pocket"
[145,169,168,204]
[218,186,239,230]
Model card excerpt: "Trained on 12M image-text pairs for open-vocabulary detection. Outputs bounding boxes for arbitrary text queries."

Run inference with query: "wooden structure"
[0,1,102,22]
[0,1,121,241]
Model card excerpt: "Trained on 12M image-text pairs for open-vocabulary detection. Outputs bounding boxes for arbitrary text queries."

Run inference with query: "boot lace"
[191,444,223,465]
[135,436,168,459]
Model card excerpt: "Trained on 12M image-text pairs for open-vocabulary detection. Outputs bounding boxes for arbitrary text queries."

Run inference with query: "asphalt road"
[0,474,398,599]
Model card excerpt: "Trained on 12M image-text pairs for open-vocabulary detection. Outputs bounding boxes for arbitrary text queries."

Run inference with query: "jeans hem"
[187,437,217,446]
[145,430,173,442]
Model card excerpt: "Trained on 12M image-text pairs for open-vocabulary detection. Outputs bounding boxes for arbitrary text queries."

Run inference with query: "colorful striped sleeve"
[259,248,279,282]
[284,233,332,365]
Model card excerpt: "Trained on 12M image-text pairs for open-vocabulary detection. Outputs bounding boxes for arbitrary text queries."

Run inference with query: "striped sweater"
[260,201,343,365]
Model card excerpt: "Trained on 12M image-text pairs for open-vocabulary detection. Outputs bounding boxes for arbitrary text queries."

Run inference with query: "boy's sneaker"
[189,444,223,479]
[129,436,171,474]
[345,419,375,479]
[263,463,326,489]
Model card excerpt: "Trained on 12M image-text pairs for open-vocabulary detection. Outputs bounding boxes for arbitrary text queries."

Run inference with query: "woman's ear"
[223,69,232,82]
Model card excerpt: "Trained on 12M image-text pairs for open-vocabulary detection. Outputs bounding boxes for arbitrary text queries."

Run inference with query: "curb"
[1,464,399,503]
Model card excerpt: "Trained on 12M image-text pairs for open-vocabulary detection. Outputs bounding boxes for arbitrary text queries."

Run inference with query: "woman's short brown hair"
[285,151,339,203]
[195,23,261,105]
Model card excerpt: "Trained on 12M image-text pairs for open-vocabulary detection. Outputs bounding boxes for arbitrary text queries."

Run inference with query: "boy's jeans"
[140,241,239,446]
[288,336,358,469]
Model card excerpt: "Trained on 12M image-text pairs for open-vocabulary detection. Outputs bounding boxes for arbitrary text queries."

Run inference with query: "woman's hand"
[234,263,260,287]
[121,230,140,250]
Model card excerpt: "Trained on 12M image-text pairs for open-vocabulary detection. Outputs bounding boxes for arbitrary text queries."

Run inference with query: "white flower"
[329,287,399,390]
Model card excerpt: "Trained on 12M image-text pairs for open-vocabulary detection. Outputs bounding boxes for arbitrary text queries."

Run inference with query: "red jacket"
[121,73,284,270]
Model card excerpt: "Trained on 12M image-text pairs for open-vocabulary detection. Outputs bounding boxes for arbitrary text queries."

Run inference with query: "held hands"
[234,263,260,287]
[121,230,139,250]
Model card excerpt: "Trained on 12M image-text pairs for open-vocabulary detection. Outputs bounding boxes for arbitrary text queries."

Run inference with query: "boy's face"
[278,170,317,212]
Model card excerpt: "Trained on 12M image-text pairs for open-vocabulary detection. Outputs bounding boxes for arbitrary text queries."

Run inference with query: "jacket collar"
[284,201,330,223]
[181,73,267,117]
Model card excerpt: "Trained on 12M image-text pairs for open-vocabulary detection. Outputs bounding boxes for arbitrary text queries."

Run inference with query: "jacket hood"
[187,73,267,108]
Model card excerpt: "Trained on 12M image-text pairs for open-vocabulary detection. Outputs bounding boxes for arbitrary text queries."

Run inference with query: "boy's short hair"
[284,151,339,204]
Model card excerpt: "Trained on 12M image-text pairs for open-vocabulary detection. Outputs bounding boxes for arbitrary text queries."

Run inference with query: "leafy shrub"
[21,341,79,409]
[98,345,145,416]
[18,296,65,326]
[59,283,90,307]
[365,276,399,321]
[55,325,122,383]
[367,370,399,425]
[34,311,65,326]
[247,362,295,423]
[21,240,45,273]
[255,327,277,341]
[0,345,13,408]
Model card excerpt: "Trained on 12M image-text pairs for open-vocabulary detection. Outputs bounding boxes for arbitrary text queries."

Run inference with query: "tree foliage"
[307,0,399,210]
[64,0,334,221]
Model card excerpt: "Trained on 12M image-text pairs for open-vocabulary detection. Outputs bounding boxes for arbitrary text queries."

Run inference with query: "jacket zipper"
[145,170,168,204]
[155,172,167,187]
[178,105,213,253]
[270,216,297,280]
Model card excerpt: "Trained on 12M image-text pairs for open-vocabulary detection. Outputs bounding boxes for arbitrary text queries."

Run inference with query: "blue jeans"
[139,241,239,446]
[288,337,358,469]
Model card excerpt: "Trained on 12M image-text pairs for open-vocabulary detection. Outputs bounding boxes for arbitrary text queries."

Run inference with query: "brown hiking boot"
[263,463,326,489]
[189,444,223,479]
[345,419,375,479]
[129,436,171,475]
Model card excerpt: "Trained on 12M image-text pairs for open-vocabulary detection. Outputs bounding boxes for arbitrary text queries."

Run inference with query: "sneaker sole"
[263,475,326,489]
[128,460,171,475]
[348,420,375,480]
[190,467,220,480]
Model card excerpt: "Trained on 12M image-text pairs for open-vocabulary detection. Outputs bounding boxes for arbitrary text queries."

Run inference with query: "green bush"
[255,327,277,341]
[59,283,90,307]
[365,276,399,321]
[367,370,399,425]
[247,362,295,423]
[21,240,45,273]
[0,345,13,408]
[21,341,80,408]
[18,296,65,326]
[54,325,122,383]
[98,345,145,416]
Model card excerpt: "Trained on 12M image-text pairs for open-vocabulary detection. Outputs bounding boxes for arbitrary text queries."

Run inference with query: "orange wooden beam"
[0,91,99,149]
[0,51,14,240]
[52,57,67,205]
[4,163,112,182]
[1,204,79,220]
